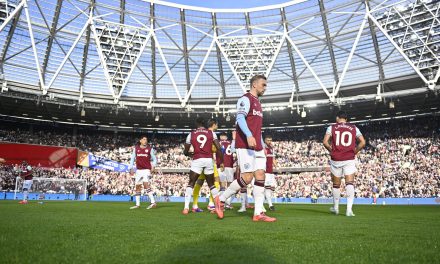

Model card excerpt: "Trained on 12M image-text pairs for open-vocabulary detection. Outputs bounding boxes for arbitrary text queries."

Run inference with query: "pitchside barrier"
[1,192,439,205]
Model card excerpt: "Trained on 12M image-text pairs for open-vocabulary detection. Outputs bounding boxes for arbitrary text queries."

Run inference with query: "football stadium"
[0,0,439,263]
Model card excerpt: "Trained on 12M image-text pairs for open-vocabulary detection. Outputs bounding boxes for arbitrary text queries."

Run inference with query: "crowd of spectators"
[0,116,439,198]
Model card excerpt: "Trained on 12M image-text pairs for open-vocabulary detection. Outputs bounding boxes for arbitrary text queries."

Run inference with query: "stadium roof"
[0,0,439,128]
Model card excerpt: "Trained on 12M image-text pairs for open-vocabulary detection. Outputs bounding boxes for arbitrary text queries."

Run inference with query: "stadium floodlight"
[389,101,395,109]
[368,0,440,90]
[301,109,307,118]
[218,34,284,91]
[155,115,160,122]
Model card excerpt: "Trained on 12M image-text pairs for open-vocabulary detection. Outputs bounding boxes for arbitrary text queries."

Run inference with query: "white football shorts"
[236,148,266,173]
[330,159,357,177]
[23,180,33,190]
[220,167,234,182]
[264,173,276,187]
[135,169,152,184]
[190,158,214,175]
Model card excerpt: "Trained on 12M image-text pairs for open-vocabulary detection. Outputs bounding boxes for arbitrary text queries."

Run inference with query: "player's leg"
[345,174,355,216]
[344,161,357,216]
[192,174,205,211]
[264,173,275,210]
[23,180,32,203]
[238,187,247,212]
[20,180,31,204]
[219,168,231,209]
[142,170,156,209]
[207,164,220,210]
[224,168,235,209]
[219,149,254,203]
[130,184,142,209]
[143,183,157,209]
[130,170,144,209]
[183,170,200,215]
[252,150,275,221]
[329,160,343,214]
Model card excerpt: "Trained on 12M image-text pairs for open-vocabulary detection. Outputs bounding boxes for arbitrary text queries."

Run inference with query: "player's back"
[330,122,358,161]
[190,128,214,160]
[220,140,234,168]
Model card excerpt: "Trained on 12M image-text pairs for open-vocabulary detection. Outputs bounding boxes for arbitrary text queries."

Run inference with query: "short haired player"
[183,117,224,216]
[216,75,276,222]
[323,111,366,216]
[129,135,158,210]
[191,119,222,213]
[15,161,33,204]
[263,135,277,211]
[218,132,235,209]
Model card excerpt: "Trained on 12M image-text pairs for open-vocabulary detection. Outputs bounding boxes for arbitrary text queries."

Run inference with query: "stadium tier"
[1,115,438,199]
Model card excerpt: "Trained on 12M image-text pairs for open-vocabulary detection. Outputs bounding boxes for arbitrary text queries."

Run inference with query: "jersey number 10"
[334,131,353,147]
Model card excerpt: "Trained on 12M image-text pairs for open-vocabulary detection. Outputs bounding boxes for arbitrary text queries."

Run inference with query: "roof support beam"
[0,7,22,74]
[212,13,226,102]
[245,12,252,35]
[150,3,156,99]
[41,0,63,83]
[281,7,300,106]
[318,0,339,89]
[78,0,95,102]
[180,9,191,97]
[120,0,125,24]
[365,0,385,84]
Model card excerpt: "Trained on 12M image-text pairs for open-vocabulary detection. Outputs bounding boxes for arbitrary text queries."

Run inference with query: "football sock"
[346,184,355,212]
[240,189,247,208]
[253,180,265,216]
[332,187,340,210]
[220,180,242,203]
[23,190,28,201]
[184,186,193,210]
[135,193,140,207]
[210,186,219,197]
[265,187,273,207]
[147,188,155,204]
[226,196,232,206]
[209,194,214,206]
[192,183,201,208]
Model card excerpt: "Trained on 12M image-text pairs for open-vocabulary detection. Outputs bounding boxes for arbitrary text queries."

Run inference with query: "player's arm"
[129,148,135,175]
[150,148,157,172]
[323,126,332,153]
[183,133,192,157]
[231,131,236,153]
[213,138,224,170]
[354,127,366,155]
[236,97,256,148]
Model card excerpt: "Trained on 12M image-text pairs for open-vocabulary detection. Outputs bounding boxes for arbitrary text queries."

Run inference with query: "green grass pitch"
[0,201,439,263]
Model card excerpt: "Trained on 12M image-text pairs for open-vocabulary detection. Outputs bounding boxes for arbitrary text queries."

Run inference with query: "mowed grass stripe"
[0,201,439,263]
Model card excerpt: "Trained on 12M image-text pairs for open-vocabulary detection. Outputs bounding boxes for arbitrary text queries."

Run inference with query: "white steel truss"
[0,0,44,90]
[0,0,20,32]
[368,0,440,89]
[91,19,151,100]
[0,0,437,113]
[217,33,285,91]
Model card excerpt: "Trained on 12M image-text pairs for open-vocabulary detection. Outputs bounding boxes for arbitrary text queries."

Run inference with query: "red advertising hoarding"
[0,142,78,168]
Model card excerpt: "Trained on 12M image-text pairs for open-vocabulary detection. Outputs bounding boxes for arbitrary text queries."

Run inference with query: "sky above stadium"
[166,0,289,8]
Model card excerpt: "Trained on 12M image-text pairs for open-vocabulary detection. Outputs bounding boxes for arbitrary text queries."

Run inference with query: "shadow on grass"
[293,207,333,215]
[153,236,278,264]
